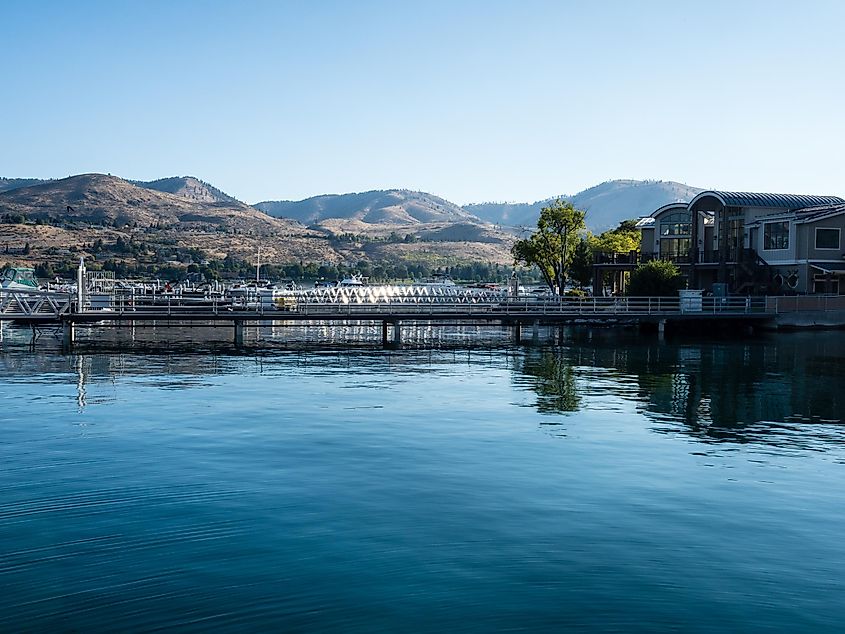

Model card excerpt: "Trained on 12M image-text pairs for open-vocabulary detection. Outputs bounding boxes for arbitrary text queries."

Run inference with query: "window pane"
[659,212,691,236]
[816,229,840,249]
[764,222,789,250]
[660,238,690,257]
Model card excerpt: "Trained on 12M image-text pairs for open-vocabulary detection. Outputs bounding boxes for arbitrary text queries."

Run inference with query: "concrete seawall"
[763,296,845,330]
[772,310,845,330]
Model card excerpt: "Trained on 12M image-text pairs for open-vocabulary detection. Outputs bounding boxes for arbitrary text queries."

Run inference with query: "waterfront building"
[598,190,845,295]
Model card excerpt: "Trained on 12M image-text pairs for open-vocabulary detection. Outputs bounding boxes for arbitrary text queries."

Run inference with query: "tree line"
[24,249,519,286]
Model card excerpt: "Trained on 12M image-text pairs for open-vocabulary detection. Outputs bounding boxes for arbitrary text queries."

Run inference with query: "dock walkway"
[0,289,776,348]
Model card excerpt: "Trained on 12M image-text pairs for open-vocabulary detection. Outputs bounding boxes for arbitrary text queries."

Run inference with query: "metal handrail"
[0,289,785,321]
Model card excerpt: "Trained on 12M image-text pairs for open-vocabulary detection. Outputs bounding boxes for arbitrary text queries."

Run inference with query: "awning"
[810,262,845,274]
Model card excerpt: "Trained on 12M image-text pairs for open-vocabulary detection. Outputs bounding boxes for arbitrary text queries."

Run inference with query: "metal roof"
[746,204,845,226]
[691,191,844,209]
[795,203,845,223]
[811,262,845,274]
[647,202,688,218]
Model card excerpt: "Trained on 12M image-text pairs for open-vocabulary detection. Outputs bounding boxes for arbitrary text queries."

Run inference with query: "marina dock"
[0,287,777,349]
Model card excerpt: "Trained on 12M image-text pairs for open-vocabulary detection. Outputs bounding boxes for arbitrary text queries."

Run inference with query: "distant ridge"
[135,176,242,205]
[255,189,480,225]
[465,179,703,231]
[0,177,50,194]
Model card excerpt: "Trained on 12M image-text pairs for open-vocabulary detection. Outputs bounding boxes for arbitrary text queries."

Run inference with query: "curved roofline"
[688,191,727,208]
[648,201,688,218]
[689,190,844,210]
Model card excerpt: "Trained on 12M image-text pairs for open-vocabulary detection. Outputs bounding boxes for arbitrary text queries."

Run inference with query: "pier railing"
[0,289,778,322]
[291,295,768,316]
[0,290,73,319]
[766,295,845,314]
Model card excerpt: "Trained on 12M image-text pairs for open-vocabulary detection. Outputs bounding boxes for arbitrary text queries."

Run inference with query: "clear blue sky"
[2,0,843,204]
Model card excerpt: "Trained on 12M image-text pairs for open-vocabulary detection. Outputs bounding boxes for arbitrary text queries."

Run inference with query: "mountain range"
[465,180,703,231]
[2,175,703,232]
[0,174,705,271]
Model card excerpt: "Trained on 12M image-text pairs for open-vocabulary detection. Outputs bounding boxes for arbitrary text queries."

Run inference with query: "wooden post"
[234,321,245,348]
[382,321,388,346]
[392,320,402,346]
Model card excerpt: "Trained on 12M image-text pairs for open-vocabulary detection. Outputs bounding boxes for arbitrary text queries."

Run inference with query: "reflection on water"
[515,348,581,414]
[2,329,845,631]
[2,328,842,447]
[509,330,845,449]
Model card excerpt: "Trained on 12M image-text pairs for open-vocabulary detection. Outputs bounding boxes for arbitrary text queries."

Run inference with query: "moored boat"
[0,267,40,291]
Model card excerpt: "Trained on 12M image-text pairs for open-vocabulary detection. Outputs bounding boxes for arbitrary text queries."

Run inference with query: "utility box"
[711,283,728,297]
[679,289,703,313]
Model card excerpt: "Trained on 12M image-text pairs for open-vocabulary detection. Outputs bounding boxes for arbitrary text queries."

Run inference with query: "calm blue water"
[1,329,844,632]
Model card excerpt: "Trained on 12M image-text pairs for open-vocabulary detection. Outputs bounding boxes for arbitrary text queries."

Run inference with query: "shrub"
[626,260,684,296]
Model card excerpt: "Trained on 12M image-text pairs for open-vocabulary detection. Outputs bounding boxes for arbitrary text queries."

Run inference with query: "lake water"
[1,327,844,632]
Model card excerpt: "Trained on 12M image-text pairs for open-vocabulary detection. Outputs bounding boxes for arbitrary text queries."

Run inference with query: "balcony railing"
[594,251,639,265]
[643,253,692,265]
[594,252,691,265]
[698,248,762,264]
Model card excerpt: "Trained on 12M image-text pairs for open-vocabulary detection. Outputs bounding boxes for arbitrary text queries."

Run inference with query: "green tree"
[511,199,586,294]
[35,262,55,278]
[589,219,640,254]
[569,237,593,289]
[626,260,685,296]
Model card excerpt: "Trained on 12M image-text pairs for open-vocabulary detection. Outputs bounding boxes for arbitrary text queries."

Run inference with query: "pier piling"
[62,321,75,351]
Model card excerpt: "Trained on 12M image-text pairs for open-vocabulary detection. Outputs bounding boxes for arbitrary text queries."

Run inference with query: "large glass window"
[727,218,744,251]
[660,212,691,236]
[660,238,691,259]
[763,221,789,250]
[815,228,840,250]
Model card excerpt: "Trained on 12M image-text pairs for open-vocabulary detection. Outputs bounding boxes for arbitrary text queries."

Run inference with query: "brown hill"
[0,174,516,271]
[0,174,297,234]
[256,189,480,225]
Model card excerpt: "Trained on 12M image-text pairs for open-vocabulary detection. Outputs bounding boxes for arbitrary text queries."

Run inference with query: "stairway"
[733,249,772,295]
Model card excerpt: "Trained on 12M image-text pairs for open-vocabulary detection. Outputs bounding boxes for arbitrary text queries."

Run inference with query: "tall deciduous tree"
[511,199,586,295]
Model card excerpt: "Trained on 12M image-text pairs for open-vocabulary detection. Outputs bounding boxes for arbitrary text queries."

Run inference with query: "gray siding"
[802,215,845,260]
[640,228,655,255]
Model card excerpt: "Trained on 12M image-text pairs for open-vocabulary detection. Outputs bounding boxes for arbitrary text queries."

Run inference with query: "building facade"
[635,191,845,295]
